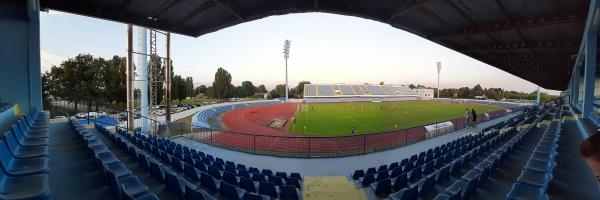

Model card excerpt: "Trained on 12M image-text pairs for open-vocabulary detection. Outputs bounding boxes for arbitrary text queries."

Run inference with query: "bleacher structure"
[89,120,303,200]
[349,106,565,200]
[0,107,50,200]
[303,84,434,103]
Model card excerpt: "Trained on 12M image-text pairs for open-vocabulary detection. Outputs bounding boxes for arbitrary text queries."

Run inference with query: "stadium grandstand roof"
[38,0,591,90]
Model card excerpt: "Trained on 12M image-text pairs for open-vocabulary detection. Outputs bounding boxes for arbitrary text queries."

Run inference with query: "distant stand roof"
[39,0,591,90]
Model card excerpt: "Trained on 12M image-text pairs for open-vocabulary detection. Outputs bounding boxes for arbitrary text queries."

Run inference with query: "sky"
[40,10,559,95]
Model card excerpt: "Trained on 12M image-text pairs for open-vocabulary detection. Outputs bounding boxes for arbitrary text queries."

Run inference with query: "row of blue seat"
[99,123,302,200]
[387,126,519,200]
[506,110,562,200]
[0,107,50,200]
[127,130,302,183]
[430,109,547,200]
[382,109,541,200]
[70,119,158,200]
[352,112,526,184]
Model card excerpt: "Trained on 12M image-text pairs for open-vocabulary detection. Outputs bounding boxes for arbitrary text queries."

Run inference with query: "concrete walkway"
[171,112,521,176]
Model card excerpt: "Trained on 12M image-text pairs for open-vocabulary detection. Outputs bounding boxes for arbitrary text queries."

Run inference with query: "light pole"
[283,40,291,101]
[436,62,441,99]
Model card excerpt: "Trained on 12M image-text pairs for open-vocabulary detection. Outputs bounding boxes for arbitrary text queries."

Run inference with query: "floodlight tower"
[436,62,442,99]
[283,40,291,101]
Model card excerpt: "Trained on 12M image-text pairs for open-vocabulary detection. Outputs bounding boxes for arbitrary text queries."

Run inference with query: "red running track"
[186,103,508,157]
[221,103,299,136]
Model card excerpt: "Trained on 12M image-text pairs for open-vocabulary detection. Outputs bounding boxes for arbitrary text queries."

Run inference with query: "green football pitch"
[288,101,503,136]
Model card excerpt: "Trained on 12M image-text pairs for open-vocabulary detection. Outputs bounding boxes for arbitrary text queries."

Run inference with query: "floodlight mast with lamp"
[283,40,291,101]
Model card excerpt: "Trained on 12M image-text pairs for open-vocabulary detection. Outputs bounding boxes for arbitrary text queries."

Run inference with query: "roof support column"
[582,23,598,118]
[126,24,134,131]
[573,65,581,108]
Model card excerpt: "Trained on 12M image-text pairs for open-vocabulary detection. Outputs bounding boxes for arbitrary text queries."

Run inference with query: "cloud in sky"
[40,50,63,73]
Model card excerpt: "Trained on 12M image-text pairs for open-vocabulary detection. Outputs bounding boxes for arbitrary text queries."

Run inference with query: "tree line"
[42,53,197,111]
[428,84,555,102]
[200,67,309,99]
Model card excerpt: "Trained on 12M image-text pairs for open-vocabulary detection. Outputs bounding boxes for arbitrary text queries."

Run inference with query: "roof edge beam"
[433,13,586,39]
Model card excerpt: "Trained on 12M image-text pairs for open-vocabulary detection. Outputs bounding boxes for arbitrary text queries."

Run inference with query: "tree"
[103,56,126,104]
[184,76,194,98]
[379,81,384,85]
[241,81,256,97]
[194,85,207,96]
[256,85,268,93]
[269,84,287,98]
[457,87,471,98]
[408,84,416,89]
[472,84,484,97]
[293,81,311,98]
[212,67,233,99]
[171,75,187,101]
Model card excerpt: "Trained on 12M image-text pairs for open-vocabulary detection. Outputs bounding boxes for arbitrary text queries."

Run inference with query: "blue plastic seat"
[16,120,48,138]
[432,192,459,200]
[165,170,189,197]
[95,152,119,169]
[416,174,435,196]
[207,165,223,178]
[376,170,389,181]
[524,160,554,174]
[249,167,260,174]
[366,167,376,175]
[390,167,403,178]
[445,178,477,200]
[370,178,391,195]
[201,172,219,193]
[135,193,160,200]
[119,176,149,200]
[195,160,207,172]
[0,171,49,200]
[223,171,239,186]
[258,181,278,198]
[474,165,490,185]
[10,125,48,147]
[261,169,273,177]
[219,181,244,200]
[138,153,150,170]
[242,192,267,200]
[377,165,388,173]
[404,162,414,172]
[360,173,375,187]
[149,160,164,183]
[435,166,450,183]
[225,165,237,174]
[105,164,147,200]
[506,182,547,200]
[392,173,408,191]
[516,170,553,189]
[390,162,399,170]
[280,185,299,200]
[238,169,251,178]
[389,185,418,200]
[240,177,258,193]
[287,177,302,188]
[423,162,434,175]
[252,173,266,182]
[184,163,200,181]
[3,131,49,158]
[171,158,184,173]
[352,170,365,180]
[0,140,48,176]
[269,175,284,186]
[184,184,206,200]
[408,167,422,183]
